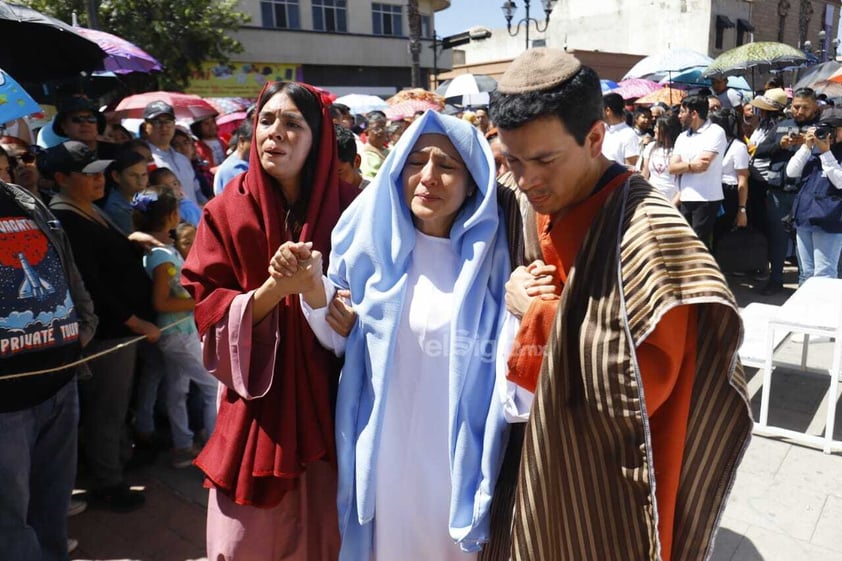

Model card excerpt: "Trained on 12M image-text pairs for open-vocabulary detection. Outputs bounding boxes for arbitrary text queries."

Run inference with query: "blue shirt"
[102,190,134,235]
[143,245,195,334]
[213,152,249,196]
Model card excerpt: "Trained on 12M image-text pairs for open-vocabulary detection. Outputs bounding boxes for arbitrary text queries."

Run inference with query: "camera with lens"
[814,124,835,140]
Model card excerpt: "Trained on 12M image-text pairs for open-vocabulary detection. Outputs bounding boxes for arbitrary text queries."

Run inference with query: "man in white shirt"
[142,101,205,206]
[601,93,639,168]
[669,94,728,250]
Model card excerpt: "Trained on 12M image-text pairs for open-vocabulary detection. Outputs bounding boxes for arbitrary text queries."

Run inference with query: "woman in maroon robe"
[182,81,357,561]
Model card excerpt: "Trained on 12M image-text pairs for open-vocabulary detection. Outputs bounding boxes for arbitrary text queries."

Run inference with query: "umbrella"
[204,96,253,116]
[807,79,842,97]
[823,66,842,86]
[72,26,162,74]
[600,79,619,93]
[112,91,217,124]
[633,87,687,106]
[385,100,440,121]
[703,42,808,78]
[436,74,496,107]
[0,1,105,82]
[435,73,497,97]
[334,93,388,115]
[611,79,661,100]
[0,68,40,124]
[216,111,248,146]
[794,60,842,90]
[387,88,445,109]
[623,49,713,80]
[660,67,752,91]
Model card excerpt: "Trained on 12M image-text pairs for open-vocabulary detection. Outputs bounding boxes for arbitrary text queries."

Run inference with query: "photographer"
[785,107,842,284]
[753,87,821,294]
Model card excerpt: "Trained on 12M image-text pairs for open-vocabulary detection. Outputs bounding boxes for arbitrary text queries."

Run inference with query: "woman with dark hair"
[181,81,358,560]
[709,107,750,247]
[641,114,682,203]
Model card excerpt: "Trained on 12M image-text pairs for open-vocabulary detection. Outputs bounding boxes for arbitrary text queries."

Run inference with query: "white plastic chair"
[754,277,842,454]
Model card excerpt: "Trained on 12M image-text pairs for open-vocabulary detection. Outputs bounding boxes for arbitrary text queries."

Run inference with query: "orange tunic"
[507,173,697,561]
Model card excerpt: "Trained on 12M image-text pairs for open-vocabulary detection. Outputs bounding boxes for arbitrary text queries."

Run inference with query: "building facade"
[442,0,841,85]
[186,0,450,97]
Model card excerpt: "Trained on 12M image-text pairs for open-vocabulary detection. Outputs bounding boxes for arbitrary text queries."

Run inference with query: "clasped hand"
[268,241,356,336]
[268,241,323,295]
[505,260,561,318]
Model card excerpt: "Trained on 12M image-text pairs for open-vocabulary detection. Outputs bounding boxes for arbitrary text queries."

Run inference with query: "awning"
[737,18,755,32]
[716,15,736,29]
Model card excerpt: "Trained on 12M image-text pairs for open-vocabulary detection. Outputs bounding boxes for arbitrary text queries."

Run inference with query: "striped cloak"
[510,175,753,561]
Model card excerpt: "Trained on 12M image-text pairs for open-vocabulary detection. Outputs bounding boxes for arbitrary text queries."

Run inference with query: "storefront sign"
[186,61,302,97]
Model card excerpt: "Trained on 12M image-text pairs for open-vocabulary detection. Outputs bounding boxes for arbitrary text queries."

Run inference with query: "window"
[261,0,300,29]
[372,3,403,36]
[736,18,754,46]
[421,14,433,38]
[313,0,347,32]
[714,14,735,50]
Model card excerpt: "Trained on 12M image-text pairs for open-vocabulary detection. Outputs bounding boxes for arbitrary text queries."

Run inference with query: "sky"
[434,0,513,37]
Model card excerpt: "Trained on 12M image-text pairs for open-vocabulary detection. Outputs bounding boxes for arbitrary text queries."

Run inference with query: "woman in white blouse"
[641,114,682,203]
[709,108,750,248]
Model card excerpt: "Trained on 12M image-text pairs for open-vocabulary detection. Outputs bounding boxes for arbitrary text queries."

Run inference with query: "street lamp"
[805,30,841,62]
[816,29,842,62]
[501,0,557,50]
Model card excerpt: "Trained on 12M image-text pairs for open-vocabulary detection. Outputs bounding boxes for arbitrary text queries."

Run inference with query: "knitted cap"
[497,48,583,94]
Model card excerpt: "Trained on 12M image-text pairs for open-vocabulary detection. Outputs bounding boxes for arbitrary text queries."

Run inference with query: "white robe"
[303,231,477,561]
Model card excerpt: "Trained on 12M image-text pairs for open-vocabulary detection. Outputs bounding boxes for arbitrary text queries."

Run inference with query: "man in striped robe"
[487,48,753,561]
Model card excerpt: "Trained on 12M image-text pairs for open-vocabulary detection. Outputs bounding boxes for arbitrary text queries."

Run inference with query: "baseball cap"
[820,107,842,127]
[43,141,114,178]
[52,96,106,137]
[143,100,175,121]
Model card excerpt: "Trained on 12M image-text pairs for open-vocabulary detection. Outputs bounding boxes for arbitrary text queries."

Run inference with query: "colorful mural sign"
[186,61,302,97]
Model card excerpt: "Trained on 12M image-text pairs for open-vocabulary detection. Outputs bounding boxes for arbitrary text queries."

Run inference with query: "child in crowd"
[148,167,202,226]
[174,222,196,260]
[172,128,214,201]
[102,150,149,234]
[123,138,154,165]
[131,187,218,468]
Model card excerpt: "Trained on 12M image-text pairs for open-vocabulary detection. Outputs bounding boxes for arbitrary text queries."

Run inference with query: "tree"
[23,0,249,91]
[407,0,422,88]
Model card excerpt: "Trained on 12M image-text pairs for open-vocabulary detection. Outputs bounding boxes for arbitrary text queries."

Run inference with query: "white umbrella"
[436,74,497,106]
[623,49,714,80]
[333,93,388,115]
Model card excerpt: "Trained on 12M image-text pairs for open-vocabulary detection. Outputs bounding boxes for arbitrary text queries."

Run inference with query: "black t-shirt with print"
[0,194,80,411]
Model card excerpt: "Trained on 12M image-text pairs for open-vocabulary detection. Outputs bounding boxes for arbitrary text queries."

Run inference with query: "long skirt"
[207,460,339,561]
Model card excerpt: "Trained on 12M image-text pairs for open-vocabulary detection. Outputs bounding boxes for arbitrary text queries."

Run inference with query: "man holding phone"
[760,87,822,294]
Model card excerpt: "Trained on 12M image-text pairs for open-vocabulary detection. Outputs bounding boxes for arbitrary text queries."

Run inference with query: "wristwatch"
[738,206,747,213]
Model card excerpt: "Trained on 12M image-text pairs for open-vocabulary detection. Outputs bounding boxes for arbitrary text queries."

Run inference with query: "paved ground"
[70,267,842,561]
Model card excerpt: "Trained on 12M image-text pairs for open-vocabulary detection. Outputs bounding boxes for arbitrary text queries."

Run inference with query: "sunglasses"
[69,115,99,124]
[12,146,43,166]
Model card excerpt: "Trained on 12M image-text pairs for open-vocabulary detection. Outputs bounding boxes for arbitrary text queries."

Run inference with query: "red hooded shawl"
[182,83,357,507]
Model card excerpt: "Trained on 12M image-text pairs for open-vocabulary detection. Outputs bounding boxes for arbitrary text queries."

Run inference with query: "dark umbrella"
[794,60,842,90]
[0,1,105,82]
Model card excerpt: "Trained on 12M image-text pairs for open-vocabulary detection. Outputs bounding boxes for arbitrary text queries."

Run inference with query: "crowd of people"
[5,44,840,561]
[602,77,842,294]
